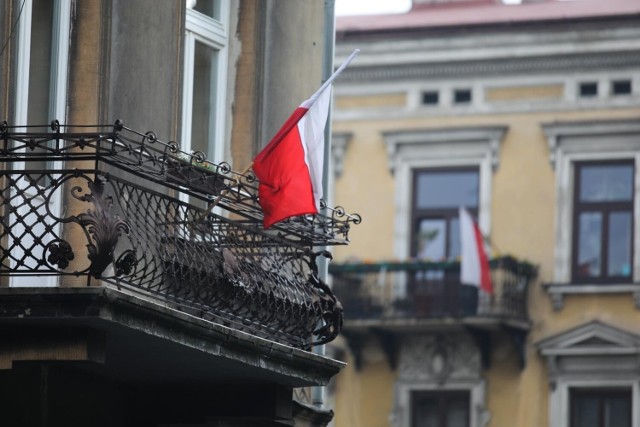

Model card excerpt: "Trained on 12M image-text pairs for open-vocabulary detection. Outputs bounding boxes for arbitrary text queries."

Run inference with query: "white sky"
[335,0,412,16]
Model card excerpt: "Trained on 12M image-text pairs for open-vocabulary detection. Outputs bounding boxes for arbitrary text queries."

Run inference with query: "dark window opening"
[579,82,598,98]
[412,391,470,427]
[422,91,439,105]
[572,160,634,284]
[570,388,631,427]
[453,89,472,104]
[612,80,632,96]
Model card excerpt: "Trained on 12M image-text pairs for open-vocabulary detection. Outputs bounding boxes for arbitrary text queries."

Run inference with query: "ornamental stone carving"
[397,333,481,384]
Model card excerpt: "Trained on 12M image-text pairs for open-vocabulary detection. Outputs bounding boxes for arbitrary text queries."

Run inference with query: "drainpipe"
[312,0,336,409]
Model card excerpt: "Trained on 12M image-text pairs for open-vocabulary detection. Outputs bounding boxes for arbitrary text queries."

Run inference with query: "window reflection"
[412,169,479,261]
[573,160,634,283]
[579,164,633,202]
[577,212,602,278]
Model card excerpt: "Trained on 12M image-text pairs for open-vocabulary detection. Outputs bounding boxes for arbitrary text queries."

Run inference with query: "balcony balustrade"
[0,121,360,349]
[330,257,537,327]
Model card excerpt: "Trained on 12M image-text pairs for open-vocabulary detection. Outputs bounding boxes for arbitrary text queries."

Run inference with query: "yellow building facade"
[329,1,640,426]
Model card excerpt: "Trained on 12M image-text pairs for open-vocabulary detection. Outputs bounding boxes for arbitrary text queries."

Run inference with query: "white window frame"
[543,119,640,308]
[181,1,229,165]
[11,0,71,287]
[14,0,70,126]
[383,126,507,261]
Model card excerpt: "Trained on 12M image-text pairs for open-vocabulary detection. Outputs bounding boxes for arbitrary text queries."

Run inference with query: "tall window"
[10,0,70,288]
[572,161,634,283]
[182,0,228,164]
[411,391,470,427]
[15,0,70,184]
[412,168,479,260]
[571,388,631,427]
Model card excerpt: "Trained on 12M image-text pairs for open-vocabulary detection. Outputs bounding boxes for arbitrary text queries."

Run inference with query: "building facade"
[0,1,355,426]
[329,1,640,426]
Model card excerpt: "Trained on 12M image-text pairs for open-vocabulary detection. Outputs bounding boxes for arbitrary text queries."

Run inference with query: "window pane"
[579,164,633,202]
[608,212,632,277]
[417,219,446,260]
[27,0,55,186]
[416,171,479,209]
[449,217,460,259]
[605,396,631,427]
[573,396,600,427]
[188,0,221,20]
[579,82,598,97]
[446,397,469,427]
[412,397,438,427]
[191,40,218,157]
[577,212,602,278]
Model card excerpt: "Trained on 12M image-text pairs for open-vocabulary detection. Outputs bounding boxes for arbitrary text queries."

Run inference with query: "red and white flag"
[459,207,493,294]
[253,50,359,229]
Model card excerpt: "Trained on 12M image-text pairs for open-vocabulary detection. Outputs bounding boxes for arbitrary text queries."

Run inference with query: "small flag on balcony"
[459,207,493,294]
[252,50,359,229]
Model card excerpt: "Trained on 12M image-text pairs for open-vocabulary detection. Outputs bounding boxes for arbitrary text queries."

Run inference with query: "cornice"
[339,51,640,82]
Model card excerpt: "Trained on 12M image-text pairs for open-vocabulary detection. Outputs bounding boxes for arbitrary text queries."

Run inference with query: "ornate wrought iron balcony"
[330,256,537,327]
[0,121,361,349]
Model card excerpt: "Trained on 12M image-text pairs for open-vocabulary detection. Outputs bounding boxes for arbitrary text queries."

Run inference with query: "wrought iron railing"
[330,256,536,322]
[0,121,361,348]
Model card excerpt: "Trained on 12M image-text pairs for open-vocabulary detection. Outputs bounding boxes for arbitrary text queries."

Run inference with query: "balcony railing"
[0,121,361,348]
[330,256,537,324]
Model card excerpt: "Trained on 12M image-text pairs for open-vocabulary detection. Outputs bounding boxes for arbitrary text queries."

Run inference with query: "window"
[383,126,506,262]
[538,321,640,427]
[572,161,634,283]
[579,82,598,98]
[182,0,229,164]
[571,389,631,427]
[453,89,472,104]
[612,80,632,96]
[10,0,70,287]
[412,168,479,260]
[422,91,439,106]
[15,0,70,184]
[411,391,470,427]
[542,119,640,309]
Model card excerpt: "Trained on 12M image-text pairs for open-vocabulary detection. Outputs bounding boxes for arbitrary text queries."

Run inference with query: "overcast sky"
[335,0,411,16]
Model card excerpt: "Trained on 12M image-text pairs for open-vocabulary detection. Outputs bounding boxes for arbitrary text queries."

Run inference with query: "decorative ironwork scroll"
[0,121,360,348]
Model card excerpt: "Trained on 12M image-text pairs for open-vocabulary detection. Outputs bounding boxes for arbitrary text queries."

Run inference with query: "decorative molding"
[397,333,481,383]
[393,333,487,427]
[537,321,640,427]
[331,132,352,179]
[383,126,507,175]
[542,119,640,169]
[543,284,640,311]
[339,51,640,82]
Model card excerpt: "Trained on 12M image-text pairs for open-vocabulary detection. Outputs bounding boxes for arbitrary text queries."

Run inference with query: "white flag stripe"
[299,85,332,208]
[460,207,482,287]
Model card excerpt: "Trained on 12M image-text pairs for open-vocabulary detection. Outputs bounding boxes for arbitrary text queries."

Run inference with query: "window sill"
[543,283,640,311]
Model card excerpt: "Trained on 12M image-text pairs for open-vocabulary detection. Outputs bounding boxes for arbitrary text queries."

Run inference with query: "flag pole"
[303,49,359,107]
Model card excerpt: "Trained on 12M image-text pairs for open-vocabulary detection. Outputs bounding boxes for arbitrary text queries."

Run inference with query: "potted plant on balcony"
[163,153,225,195]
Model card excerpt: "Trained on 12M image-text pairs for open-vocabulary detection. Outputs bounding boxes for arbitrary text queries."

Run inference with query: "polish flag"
[253,50,359,229]
[459,207,493,294]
